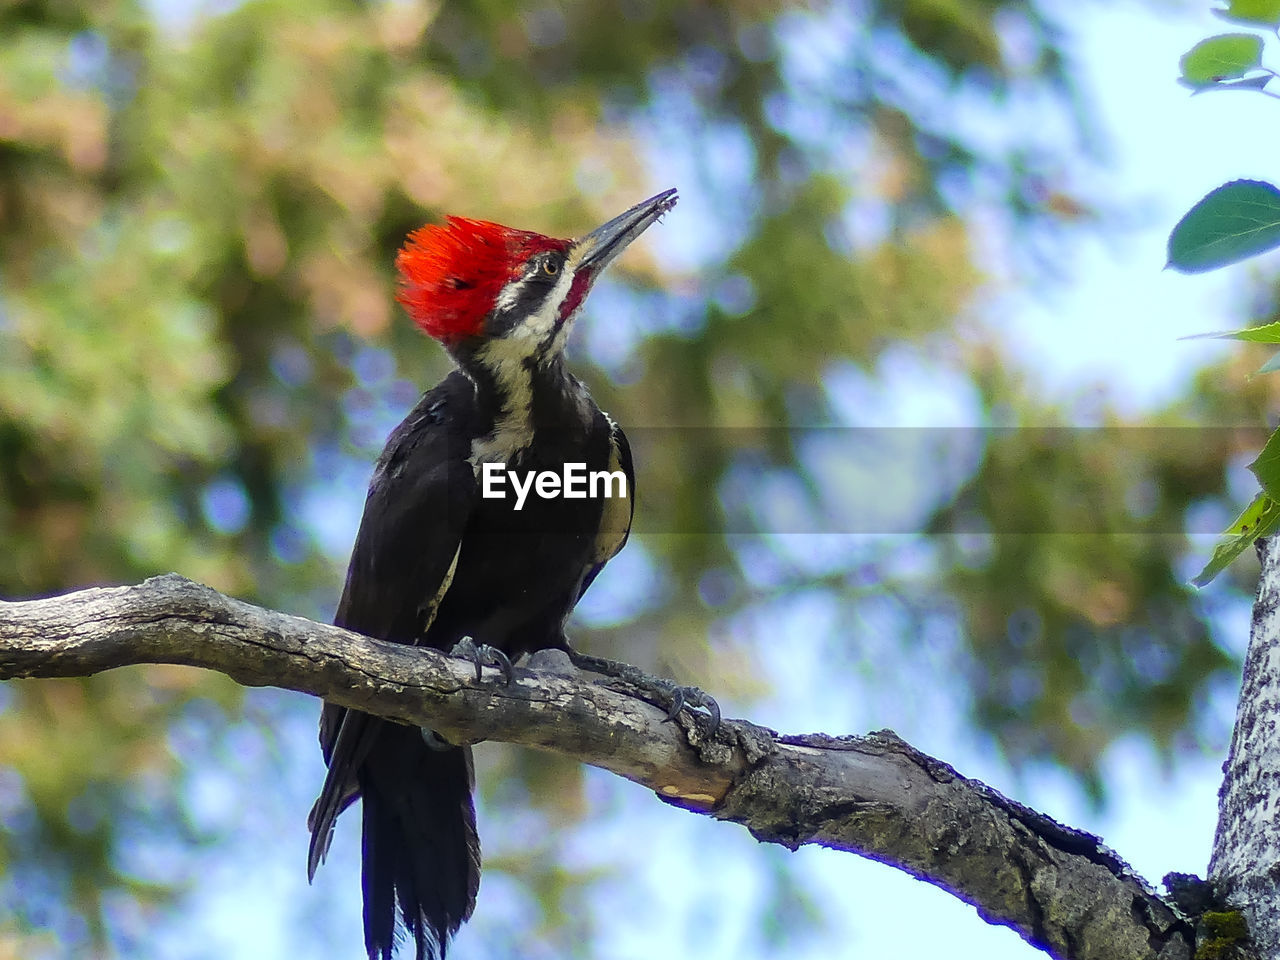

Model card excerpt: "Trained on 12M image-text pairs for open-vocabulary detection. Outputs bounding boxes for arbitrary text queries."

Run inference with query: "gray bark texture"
[0,574,1197,960]
[1210,535,1280,958]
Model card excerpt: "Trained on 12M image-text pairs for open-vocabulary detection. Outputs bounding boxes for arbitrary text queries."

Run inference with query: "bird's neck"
[464,346,592,465]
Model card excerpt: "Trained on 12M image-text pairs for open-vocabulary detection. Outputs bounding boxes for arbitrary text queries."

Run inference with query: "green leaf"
[1215,0,1280,27]
[1250,426,1280,498]
[1235,321,1280,343]
[1168,180,1280,273]
[1193,491,1280,586]
[1179,33,1264,86]
[1181,319,1280,342]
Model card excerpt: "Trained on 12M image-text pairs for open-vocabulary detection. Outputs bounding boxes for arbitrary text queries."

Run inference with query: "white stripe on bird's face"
[493,258,577,354]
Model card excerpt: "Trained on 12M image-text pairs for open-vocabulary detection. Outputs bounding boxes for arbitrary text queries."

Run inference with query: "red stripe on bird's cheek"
[558,271,593,322]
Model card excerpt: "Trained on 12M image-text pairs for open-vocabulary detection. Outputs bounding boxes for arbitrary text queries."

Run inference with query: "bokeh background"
[2,0,1277,957]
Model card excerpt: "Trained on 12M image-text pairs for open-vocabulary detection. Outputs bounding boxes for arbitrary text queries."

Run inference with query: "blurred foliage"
[0,0,1268,956]
[1163,7,1280,583]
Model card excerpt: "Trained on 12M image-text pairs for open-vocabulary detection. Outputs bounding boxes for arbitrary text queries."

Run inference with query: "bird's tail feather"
[308,706,379,881]
[360,723,480,960]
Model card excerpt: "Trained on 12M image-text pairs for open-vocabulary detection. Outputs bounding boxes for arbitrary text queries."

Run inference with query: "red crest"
[395,217,569,344]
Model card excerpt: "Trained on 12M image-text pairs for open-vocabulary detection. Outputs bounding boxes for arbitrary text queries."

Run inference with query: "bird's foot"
[565,649,720,735]
[451,636,514,684]
[662,683,721,730]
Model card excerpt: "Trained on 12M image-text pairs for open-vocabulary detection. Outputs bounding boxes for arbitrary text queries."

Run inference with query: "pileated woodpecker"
[307,189,679,960]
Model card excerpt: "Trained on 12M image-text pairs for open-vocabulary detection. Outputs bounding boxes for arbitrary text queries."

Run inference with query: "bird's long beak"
[573,188,678,276]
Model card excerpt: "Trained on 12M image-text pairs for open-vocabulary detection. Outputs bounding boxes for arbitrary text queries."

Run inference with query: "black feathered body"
[310,358,633,960]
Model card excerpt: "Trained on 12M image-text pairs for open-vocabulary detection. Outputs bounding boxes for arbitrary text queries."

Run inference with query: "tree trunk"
[1210,535,1280,958]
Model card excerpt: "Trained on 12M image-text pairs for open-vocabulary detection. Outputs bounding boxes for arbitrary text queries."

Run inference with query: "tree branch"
[0,575,1194,960]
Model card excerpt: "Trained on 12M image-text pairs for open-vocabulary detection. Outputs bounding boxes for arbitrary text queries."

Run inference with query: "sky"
[997,4,1264,411]
[124,2,1279,959]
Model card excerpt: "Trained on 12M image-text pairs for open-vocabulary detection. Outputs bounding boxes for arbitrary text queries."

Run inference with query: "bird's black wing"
[308,374,479,878]
[577,414,635,602]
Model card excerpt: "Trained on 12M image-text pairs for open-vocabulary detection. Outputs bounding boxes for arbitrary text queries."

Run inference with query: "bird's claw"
[450,636,514,685]
[565,648,720,735]
[662,683,721,734]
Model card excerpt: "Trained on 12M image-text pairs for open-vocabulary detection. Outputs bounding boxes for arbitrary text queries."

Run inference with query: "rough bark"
[1210,535,1280,958]
[0,574,1195,960]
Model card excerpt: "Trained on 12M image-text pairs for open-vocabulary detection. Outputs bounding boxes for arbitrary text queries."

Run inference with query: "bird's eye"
[542,260,559,277]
